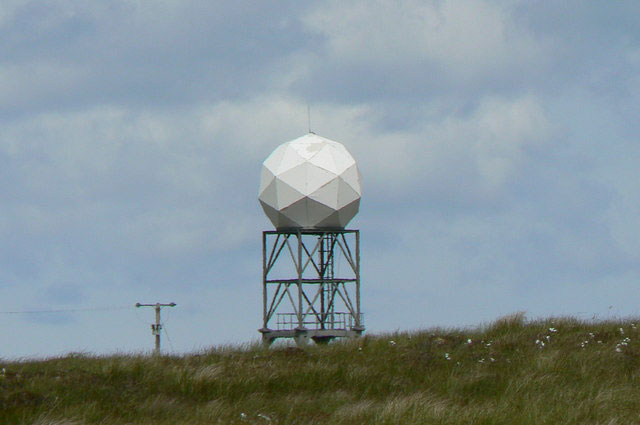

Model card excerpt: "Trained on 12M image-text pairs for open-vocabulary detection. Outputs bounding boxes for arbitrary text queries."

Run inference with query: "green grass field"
[2,314,640,424]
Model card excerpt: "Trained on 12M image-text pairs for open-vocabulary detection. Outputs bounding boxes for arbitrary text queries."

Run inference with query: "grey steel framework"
[260,229,363,346]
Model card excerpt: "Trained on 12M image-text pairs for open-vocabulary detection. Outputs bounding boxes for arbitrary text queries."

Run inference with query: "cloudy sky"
[1,0,640,358]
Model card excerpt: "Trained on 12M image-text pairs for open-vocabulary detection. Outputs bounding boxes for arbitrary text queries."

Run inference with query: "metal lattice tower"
[259,229,363,346]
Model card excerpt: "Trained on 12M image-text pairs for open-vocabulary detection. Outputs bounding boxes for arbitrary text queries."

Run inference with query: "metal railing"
[275,312,364,331]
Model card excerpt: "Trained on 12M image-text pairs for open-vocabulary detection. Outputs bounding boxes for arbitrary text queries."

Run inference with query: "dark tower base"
[260,229,363,347]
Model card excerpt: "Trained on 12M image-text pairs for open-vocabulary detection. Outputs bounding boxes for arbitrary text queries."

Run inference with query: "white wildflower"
[467,338,472,344]
[490,357,495,362]
[589,332,595,338]
[389,340,396,346]
[444,353,450,360]
[616,347,623,353]
[257,413,272,422]
[620,328,625,335]
[549,327,557,333]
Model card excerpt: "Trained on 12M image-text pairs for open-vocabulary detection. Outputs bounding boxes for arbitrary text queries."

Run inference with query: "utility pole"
[135,302,176,354]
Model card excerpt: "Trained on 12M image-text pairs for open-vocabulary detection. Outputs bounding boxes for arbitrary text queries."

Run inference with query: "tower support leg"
[294,331,310,347]
[261,334,274,347]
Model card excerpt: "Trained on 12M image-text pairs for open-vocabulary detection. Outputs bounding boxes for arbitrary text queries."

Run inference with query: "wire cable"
[133,307,153,326]
[0,305,132,314]
[161,304,173,325]
[163,325,175,353]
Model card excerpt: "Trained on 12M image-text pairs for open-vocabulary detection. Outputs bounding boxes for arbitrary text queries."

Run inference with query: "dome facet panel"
[259,133,362,229]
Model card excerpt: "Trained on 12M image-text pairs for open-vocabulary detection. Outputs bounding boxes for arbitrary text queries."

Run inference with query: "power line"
[0,305,132,315]
[163,325,175,353]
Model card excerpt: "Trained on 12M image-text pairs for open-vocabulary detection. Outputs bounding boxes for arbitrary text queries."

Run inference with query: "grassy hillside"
[2,314,640,424]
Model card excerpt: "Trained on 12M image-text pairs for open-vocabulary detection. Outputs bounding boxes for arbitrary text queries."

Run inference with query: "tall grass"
[2,315,640,424]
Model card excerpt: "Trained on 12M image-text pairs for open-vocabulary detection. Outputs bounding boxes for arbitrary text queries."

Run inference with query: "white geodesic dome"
[259,133,362,230]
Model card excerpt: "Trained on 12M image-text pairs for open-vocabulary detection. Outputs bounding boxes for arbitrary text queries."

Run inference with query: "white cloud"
[0,0,27,29]
[2,106,214,191]
[198,95,371,163]
[0,93,550,271]
[349,95,550,199]
[303,0,544,82]
[199,93,551,201]
[463,95,551,191]
[607,184,640,263]
[0,105,255,261]
[0,62,85,110]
